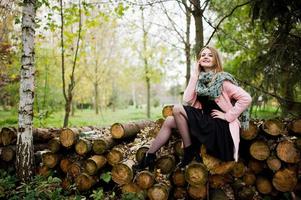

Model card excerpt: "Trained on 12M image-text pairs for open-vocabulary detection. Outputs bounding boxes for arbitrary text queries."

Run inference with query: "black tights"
[147,104,192,154]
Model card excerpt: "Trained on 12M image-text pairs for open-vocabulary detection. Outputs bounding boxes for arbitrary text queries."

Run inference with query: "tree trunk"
[16,0,36,182]
[141,7,151,119]
[61,0,82,127]
[184,0,191,86]
[191,0,204,57]
[94,82,99,115]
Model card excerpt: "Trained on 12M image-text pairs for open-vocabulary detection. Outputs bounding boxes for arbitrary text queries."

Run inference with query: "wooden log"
[256,176,272,194]
[262,119,285,136]
[147,183,169,200]
[242,171,256,186]
[36,165,52,177]
[92,135,116,155]
[134,170,155,189]
[272,168,298,192]
[185,162,208,186]
[248,159,264,174]
[162,105,173,118]
[111,159,135,185]
[48,137,61,153]
[241,120,259,140]
[41,150,59,168]
[288,119,301,135]
[173,187,187,199]
[68,161,84,178]
[172,168,186,187]
[0,146,15,162]
[0,127,16,146]
[155,155,176,174]
[135,146,149,163]
[201,145,235,175]
[75,173,97,192]
[266,155,281,171]
[107,148,123,166]
[173,139,184,157]
[276,140,300,163]
[187,184,207,199]
[110,120,155,139]
[121,182,142,194]
[209,174,232,189]
[75,138,92,156]
[60,158,73,174]
[231,161,245,178]
[85,155,107,175]
[33,128,60,143]
[249,140,270,160]
[60,128,80,148]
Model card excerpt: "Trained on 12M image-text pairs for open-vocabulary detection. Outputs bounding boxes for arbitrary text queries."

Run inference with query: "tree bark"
[16,0,36,182]
[61,0,82,127]
[191,0,204,57]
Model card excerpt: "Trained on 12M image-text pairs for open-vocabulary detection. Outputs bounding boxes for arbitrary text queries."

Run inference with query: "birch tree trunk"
[141,7,151,118]
[16,0,36,182]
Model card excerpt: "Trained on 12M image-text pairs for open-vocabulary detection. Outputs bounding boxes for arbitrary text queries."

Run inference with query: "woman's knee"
[172,104,184,116]
[164,116,176,128]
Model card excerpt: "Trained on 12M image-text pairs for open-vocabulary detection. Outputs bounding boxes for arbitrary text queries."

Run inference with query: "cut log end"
[272,168,298,192]
[185,163,208,186]
[147,184,169,200]
[112,162,133,185]
[162,105,173,118]
[276,140,300,163]
[250,141,270,161]
[60,128,79,148]
[110,123,124,139]
[135,170,155,189]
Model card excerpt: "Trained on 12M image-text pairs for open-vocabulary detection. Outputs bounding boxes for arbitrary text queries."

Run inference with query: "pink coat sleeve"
[183,74,198,105]
[223,81,252,122]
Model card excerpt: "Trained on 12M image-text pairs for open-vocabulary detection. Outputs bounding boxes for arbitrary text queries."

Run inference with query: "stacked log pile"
[0,110,301,199]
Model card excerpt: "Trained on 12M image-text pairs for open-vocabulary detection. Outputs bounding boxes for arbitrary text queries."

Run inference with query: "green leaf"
[100,172,111,183]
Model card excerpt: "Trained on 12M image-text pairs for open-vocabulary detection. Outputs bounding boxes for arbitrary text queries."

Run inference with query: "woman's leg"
[172,104,192,147]
[134,116,176,171]
[147,116,177,153]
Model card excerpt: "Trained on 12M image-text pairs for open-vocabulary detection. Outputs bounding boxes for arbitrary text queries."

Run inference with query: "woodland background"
[0,0,300,199]
[1,0,300,129]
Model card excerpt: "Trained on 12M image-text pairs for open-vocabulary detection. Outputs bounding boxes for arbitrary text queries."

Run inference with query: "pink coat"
[183,73,252,161]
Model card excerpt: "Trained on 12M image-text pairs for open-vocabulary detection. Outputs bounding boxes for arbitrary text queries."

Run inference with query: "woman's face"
[199,48,215,72]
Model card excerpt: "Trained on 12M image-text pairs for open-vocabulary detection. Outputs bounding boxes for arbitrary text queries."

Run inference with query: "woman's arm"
[183,63,200,104]
[183,74,198,104]
[223,80,252,122]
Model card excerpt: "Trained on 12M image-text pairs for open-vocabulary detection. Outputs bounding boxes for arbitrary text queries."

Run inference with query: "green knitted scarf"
[196,71,250,130]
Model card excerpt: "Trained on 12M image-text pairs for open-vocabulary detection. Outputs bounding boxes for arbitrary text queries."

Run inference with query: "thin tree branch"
[205,0,252,46]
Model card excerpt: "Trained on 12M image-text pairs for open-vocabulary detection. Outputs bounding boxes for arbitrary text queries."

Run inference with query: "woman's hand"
[193,61,201,75]
[211,109,226,121]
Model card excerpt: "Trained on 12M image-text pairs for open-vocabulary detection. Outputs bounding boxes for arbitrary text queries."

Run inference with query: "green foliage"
[121,192,145,200]
[0,169,17,198]
[100,172,111,183]
[8,176,64,200]
[90,188,104,200]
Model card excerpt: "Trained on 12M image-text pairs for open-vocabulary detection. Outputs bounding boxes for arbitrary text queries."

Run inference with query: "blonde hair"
[198,46,223,72]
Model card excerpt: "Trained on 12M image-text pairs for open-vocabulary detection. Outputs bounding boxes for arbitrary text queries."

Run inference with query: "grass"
[0,106,163,128]
[0,105,282,128]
